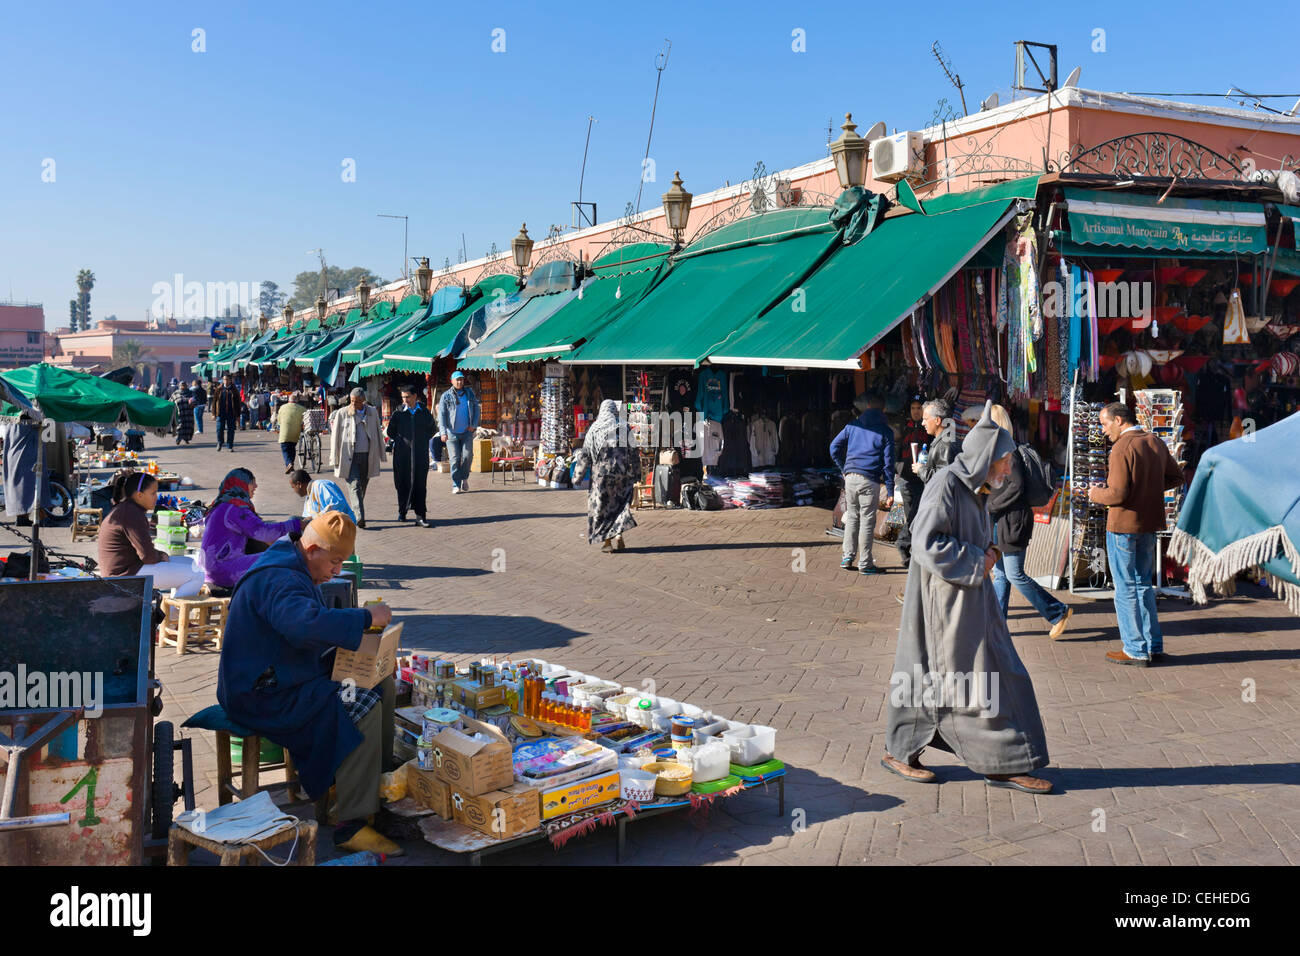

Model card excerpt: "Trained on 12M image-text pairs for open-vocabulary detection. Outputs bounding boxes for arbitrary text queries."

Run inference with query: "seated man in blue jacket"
[217,510,399,856]
[830,391,895,574]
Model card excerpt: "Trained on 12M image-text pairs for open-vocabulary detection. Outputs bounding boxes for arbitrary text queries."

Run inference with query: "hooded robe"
[217,534,371,798]
[885,401,1050,776]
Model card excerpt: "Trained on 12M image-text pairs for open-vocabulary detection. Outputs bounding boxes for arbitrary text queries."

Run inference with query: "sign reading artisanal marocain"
[1063,189,1268,255]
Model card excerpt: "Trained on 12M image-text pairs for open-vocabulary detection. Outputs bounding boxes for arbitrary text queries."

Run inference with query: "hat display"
[307,510,356,558]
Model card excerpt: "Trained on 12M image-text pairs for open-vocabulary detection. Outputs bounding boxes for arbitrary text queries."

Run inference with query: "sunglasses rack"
[1067,376,1111,594]
[1134,388,1187,529]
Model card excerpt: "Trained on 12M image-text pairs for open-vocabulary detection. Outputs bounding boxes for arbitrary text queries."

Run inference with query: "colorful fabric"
[214,469,256,510]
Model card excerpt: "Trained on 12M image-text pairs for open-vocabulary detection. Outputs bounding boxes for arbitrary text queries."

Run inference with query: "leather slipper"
[985,774,1053,794]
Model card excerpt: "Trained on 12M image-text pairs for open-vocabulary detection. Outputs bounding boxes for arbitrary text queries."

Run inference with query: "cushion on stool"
[183,704,255,737]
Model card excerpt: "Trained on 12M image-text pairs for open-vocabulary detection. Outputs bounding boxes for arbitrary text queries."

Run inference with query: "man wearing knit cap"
[217,510,402,856]
[882,401,1053,794]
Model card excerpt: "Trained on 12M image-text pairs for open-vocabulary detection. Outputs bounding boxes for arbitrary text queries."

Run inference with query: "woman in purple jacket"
[201,467,303,589]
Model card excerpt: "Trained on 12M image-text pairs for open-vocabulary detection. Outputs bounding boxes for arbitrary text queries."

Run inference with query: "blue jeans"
[992,550,1067,625]
[193,406,204,433]
[447,431,473,486]
[1106,531,1162,659]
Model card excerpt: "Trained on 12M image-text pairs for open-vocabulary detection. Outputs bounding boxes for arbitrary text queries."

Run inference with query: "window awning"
[707,186,1030,369]
[565,208,839,366]
[1062,188,1269,254]
[457,289,577,370]
[496,244,670,361]
[358,276,518,377]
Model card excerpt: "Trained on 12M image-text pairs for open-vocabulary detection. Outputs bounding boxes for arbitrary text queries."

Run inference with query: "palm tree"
[112,339,153,384]
[75,269,95,332]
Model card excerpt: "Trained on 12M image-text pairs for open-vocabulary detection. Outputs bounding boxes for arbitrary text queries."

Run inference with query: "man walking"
[1089,402,1185,665]
[895,396,929,569]
[912,398,958,485]
[212,373,241,451]
[278,391,306,475]
[386,383,435,527]
[882,402,1053,794]
[189,379,207,435]
[830,391,894,575]
[437,370,480,494]
[329,387,385,529]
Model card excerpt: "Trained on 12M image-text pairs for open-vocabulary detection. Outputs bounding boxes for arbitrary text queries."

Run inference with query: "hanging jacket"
[777,414,801,467]
[717,412,752,477]
[748,415,778,468]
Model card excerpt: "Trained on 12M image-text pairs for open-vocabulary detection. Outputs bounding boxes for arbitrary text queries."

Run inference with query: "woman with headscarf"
[99,469,206,596]
[200,468,304,589]
[173,388,194,445]
[583,399,638,552]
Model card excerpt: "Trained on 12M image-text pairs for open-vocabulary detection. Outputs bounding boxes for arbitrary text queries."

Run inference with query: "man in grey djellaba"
[881,400,1053,794]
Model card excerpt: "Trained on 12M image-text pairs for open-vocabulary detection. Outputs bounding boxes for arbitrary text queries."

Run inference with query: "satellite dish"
[980,92,1000,111]
[1287,96,1300,117]
[865,121,886,141]
[1063,66,1082,89]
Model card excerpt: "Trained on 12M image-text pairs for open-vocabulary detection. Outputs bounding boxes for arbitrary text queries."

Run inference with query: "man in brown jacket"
[1088,402,1185,665]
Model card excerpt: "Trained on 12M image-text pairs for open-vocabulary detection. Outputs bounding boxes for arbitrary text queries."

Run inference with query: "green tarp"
[1,363,176,427]
[395,294,424,315]
[708,191,1028,369]
[496,244,670,361]
[360,276,519,377]
[1063,188,1269,254]
[457,289,577,371]
[566,209,838,366]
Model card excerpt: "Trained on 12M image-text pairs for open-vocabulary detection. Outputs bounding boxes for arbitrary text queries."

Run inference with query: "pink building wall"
[0,304,47,369]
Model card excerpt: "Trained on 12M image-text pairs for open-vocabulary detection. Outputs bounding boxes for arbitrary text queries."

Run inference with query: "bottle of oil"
[562,696,577,729]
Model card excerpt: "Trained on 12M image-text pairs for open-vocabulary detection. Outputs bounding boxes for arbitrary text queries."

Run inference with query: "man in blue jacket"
[217,510,400,856]
[830,391,895,575]
[437,370,481,494]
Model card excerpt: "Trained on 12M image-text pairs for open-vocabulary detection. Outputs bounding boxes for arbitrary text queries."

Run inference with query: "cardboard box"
[449,678,506,711]
[405,763,452,818]
[540,769,621,821]
[450,784,541,840]
[429,716,514,795]
[471,437,493,473]
[331,622,403,690]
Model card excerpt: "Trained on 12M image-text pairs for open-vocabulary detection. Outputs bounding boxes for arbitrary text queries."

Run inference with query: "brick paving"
[51,428,1300,865]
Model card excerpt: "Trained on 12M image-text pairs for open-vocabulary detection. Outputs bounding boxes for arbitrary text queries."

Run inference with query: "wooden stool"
[71,507,103,542]
[158,595,229,654]
[167,819,317,866]
[633,480,656,509]
[183,705,302,806]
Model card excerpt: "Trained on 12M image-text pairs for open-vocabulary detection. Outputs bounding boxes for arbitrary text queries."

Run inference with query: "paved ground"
[54,427,1300,865]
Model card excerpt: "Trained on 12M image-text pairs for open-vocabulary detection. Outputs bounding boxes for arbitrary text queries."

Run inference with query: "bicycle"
[298,431,322,473]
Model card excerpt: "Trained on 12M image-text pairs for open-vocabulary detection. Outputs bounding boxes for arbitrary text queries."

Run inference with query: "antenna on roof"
[633,39,671,214]
[932,42,968,115]
[1013,41,1058,96]
[573,115,598,229]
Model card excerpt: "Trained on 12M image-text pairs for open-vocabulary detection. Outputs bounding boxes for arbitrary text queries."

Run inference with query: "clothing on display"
[695,367,730,421]
[717,411,752,477]
[694,418,723,468]
[748,414,778,468]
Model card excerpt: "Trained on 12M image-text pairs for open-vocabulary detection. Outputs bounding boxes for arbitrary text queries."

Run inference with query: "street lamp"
[662,171,693,250]
[413,256,433,303]
[260,310,271,333]
[357,276,371,315]
[830,113,869,191]
[511,223,534,288]
[315,294,327,326]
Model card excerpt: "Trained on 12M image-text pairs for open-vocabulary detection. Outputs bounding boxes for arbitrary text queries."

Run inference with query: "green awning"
[1,363,176,428]
[1063,188,1269,254]
[457,289,577,371]
[496,244,670,361]
[707,191,1028,369]
[359,276,517,377]
[342,308,364,327]
[396,293,424,315]
[566,209,838,366]
[305,318,323,332]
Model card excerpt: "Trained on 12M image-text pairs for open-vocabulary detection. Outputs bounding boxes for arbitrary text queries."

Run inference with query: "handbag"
[658,448,681,466]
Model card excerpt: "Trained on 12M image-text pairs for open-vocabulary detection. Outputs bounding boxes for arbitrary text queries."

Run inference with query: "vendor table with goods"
[385,656,786,864]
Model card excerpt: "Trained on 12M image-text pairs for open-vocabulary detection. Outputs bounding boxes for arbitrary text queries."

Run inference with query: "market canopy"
[361,275,519,376]
[566,209,839,366]
[496,244,670,361]
[293,326,364,382]
[1061,188,1269,255]
[707,181,1034,369]
[1169,411,1300,616]
[456,288,578,371]
[339,286,464,364]
[0,363,175,427]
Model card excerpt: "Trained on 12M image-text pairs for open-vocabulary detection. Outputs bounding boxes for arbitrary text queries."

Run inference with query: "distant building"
[0,302,47,369]
[47,318,211,384]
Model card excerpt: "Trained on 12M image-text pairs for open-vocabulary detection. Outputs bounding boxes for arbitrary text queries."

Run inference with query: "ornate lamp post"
[830,113,869,191]
[511,223,534,288]
[661,171,693,251]
[315,294,327,327]
[356,276,371,316]
[413,256,433,303]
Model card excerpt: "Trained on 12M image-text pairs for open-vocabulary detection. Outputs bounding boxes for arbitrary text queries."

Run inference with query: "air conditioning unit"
[870,131,925,183]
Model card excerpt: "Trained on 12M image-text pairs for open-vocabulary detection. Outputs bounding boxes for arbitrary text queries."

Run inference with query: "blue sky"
[2,0,1297,325]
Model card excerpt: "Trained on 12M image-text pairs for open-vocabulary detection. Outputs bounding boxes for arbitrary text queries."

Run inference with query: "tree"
[112,339,153,382]
[289,267,385,310]
[258,280,286,316]
[75,269,95,332]
[68,299,78,330]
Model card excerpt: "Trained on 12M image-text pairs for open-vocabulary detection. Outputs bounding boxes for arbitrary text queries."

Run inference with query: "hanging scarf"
[214,468,257,511]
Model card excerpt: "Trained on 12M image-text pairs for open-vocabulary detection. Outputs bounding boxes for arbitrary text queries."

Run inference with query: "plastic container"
[691,774,742,795]
[641,761,693,796]
[721,725,776,765]
[688,739,732,783]
[729,758,785,779]
[619,769,657,802]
